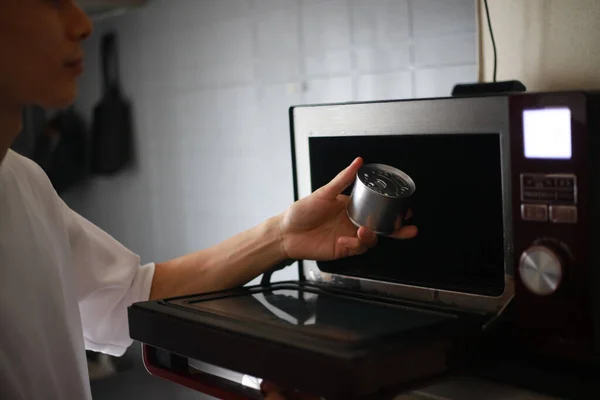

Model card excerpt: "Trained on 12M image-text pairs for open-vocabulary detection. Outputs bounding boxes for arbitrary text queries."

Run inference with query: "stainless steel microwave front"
[290,95,514,314]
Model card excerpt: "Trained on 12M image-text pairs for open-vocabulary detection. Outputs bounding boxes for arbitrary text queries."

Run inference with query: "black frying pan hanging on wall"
[90,32,133,175]
[33,107,88,193]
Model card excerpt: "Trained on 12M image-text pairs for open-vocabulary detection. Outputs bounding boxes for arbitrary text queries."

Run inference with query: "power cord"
[483,0,497,82]
[260,259,297,286]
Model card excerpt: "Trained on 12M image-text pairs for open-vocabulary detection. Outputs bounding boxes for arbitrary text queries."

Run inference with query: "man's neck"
[0,105,23,164]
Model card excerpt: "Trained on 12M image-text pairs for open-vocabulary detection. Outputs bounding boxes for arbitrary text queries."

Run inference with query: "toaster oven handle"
[142,344,264,400]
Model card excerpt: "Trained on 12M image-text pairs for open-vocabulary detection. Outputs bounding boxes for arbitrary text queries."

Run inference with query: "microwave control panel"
[519,173,578,224]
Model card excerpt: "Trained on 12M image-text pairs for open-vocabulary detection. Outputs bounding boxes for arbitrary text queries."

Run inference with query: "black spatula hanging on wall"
[90,32,133,175]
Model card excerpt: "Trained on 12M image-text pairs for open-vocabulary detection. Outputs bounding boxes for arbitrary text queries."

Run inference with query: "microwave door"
[128,281,487,400]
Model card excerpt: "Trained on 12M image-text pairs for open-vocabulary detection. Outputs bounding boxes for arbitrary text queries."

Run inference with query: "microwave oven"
[128,90,600,400]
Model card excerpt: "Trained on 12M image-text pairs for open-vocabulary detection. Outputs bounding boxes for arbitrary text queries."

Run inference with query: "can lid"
[357,164,416,198]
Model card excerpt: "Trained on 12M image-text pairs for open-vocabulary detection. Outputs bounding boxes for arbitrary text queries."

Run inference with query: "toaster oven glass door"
[129,281,485,400]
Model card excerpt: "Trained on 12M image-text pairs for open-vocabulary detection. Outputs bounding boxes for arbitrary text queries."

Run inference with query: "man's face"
[0,0,93,109]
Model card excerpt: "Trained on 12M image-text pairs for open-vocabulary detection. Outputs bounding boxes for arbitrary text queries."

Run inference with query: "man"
[0,1,417,399]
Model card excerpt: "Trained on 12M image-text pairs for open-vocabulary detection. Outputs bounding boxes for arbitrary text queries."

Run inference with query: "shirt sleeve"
[60,201,156,357]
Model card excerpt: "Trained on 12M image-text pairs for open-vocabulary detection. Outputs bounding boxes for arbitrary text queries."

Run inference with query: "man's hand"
[261,381,321,400]
[278,157,418,261]
[150,157,417,300]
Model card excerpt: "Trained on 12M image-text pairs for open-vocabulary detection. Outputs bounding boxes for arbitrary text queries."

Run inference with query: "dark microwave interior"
[308,133,506,297]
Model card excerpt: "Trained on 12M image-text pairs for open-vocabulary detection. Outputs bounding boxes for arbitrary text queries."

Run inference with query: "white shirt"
[0,150,155,400]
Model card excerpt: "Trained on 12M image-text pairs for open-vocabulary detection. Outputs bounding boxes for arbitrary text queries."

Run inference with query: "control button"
[549,205,578,223]
[521,204,548,221]
[519,244,564,296]
[521,174,577,204]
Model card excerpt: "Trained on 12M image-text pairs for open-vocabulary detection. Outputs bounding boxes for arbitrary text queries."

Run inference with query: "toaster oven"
[128,90,600,399]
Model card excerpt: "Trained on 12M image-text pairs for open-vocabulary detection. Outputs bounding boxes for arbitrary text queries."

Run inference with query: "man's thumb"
[317,157,362,198]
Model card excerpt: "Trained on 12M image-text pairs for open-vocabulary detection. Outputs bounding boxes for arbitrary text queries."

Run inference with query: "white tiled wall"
[65,1,476,399]
[64,0,477,285]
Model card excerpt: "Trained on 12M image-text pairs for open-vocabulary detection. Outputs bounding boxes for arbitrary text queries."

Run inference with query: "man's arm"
[149,215,286,300]
[149,157,417,301]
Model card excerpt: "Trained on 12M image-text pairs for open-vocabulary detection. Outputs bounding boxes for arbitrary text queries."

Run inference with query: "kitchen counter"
[397,376,562,400]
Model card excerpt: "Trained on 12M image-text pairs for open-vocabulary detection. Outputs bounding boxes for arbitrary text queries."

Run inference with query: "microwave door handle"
[142,344,264,400]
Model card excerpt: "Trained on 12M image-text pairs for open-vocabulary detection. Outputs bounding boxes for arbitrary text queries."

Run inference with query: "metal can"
[347,163,416,235]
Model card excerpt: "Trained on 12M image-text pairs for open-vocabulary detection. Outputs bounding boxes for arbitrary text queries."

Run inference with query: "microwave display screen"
[523,107,572,159]
[308,133,505,296]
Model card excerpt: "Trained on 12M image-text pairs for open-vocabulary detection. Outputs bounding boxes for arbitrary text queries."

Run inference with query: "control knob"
[518,242,567,296]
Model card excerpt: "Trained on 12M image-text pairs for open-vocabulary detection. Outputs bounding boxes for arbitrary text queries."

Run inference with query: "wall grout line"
[408,0,417,99]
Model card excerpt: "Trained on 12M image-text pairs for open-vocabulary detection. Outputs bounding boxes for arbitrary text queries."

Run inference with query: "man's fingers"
[338,236,369,256]
[393,210,413,231]
[317,157,363,199]
[357,226,378,248]
[264,393,321,400]
[393,215,402,231]
[261,381,286,394]
[264,393,286,400]
[261,381,321,400]
[338,223,414,256]
[387,225,418,240]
